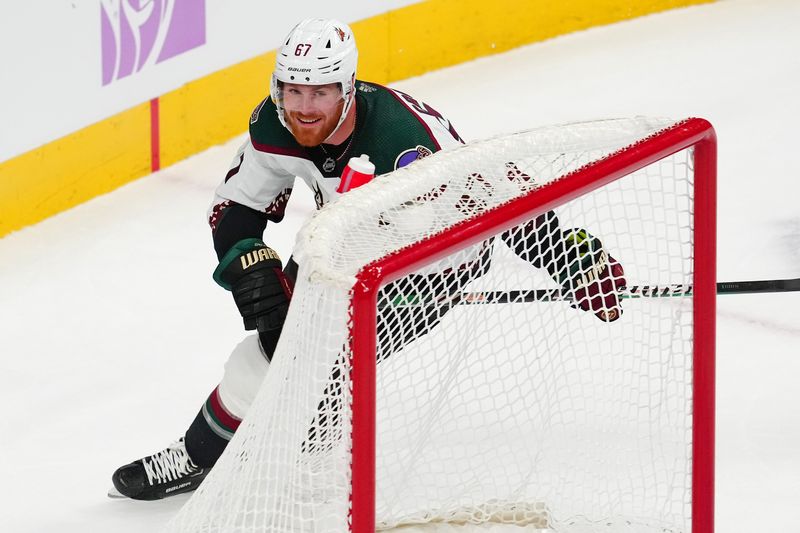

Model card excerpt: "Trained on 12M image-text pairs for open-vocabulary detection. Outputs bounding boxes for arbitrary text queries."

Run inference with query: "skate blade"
[107,486,126,499]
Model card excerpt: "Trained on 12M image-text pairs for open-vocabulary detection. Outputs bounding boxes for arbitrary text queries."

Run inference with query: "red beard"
[285,103,343,147]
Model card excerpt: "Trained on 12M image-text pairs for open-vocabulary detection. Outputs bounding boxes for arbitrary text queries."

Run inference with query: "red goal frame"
[348,118,717,533]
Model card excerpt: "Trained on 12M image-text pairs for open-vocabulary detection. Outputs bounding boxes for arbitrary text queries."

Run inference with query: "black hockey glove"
[213,238,293,333]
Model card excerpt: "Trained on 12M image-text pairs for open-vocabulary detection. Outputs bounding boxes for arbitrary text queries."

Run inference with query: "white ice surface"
[1,0,799,531]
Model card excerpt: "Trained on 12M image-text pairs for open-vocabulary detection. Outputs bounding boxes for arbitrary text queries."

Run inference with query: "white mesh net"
[166,117,704,533]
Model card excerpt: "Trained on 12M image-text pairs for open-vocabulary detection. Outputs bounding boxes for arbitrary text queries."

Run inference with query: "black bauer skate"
[109,438,209,500]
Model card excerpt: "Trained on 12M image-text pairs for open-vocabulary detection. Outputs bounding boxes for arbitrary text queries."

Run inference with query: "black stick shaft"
[716,277,800,294]
[384,277,800,308]
[494,277,800,304]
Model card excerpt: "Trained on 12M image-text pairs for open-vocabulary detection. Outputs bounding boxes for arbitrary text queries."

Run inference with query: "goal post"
[166,117,716,533]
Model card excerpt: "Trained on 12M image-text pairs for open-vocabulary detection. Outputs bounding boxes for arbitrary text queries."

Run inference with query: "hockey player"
[111,18,625,501]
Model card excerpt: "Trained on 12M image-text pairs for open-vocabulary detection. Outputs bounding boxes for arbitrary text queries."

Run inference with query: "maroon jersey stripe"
[251,141,308,159]
[225,154,244,183]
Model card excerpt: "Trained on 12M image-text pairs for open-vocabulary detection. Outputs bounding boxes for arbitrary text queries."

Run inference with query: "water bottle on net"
[337,154,375,194]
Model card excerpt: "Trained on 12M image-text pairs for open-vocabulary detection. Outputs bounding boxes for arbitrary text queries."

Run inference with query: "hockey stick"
[384,277,800,307]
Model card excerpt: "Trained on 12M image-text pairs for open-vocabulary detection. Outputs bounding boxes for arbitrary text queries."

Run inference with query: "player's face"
[282,83,345,147]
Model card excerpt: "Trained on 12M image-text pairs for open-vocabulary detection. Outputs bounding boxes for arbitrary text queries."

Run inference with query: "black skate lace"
[142,440,199,485]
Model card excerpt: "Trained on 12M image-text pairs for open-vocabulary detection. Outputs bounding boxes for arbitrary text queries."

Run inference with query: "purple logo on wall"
[101,0,206,85]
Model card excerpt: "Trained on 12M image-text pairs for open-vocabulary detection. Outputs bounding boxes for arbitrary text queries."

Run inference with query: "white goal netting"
[166,117,714,533]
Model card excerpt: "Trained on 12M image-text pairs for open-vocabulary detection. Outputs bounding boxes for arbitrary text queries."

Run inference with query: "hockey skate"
[109,437,209,500]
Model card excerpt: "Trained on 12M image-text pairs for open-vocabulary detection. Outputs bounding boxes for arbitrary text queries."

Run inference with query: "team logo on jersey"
[394,145,433,170]
[358,83,377,93]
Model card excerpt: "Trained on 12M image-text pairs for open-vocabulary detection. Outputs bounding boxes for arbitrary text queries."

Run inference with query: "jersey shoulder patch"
[394,145,434,170]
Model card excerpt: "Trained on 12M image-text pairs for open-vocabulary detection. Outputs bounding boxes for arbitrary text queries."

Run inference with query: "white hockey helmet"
[270,18,358,139]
